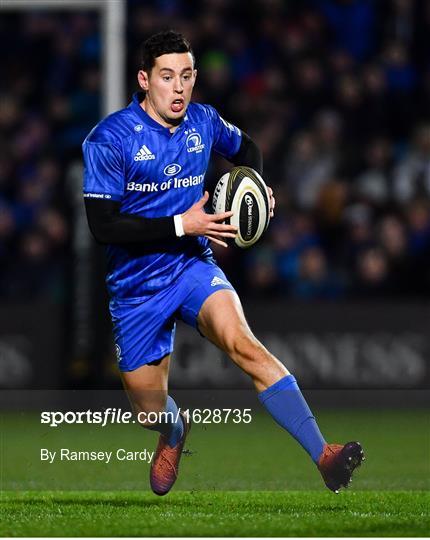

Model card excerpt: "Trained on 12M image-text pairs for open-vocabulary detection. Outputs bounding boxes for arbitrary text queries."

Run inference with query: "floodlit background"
[0,0,429,397]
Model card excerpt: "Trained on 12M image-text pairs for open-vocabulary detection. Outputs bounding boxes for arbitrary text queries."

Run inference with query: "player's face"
[138,52,196,129]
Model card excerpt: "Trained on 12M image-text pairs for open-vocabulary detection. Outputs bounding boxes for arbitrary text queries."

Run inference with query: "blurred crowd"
[1,11,100,299]
[1,0,430,300]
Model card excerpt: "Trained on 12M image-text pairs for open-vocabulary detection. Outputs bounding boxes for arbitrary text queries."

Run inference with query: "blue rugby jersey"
[82,92,242,299]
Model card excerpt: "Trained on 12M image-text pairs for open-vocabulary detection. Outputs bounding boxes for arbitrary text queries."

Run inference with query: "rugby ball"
[212,166,270,248]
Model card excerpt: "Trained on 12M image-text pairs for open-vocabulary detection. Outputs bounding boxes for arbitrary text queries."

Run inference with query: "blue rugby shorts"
[109,259,235,371]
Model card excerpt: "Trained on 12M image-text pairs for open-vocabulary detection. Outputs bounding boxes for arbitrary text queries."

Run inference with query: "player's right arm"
[83,138,236,247]
[85,195,236,247]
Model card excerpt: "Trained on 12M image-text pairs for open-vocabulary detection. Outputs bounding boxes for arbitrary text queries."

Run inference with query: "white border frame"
[2,0,126,115]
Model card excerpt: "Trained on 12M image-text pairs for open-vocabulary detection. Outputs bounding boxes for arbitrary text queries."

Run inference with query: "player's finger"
[209,223,238,233]
[209,211,234,222]
[267,187,275,206]
[267,186,275,218]
[205,234,228,248]
[195,191,209,209]
[209,231,237,238]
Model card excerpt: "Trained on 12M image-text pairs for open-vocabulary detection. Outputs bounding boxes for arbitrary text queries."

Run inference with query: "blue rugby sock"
[147,395,184,447]
[258,375,326,463]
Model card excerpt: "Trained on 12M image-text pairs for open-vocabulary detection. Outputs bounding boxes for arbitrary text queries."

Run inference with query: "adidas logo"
[211,276,228,287]
[134,145,155,161]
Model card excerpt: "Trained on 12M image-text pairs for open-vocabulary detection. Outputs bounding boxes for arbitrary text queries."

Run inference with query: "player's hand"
[181,191,238,248]
[267,186,275,218]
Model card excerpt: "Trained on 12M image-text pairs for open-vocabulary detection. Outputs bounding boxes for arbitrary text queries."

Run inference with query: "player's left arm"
[228,131,274,218]
[229,131,263,175]
[208,105,274,218]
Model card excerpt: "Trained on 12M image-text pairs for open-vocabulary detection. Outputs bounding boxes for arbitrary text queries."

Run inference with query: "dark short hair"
[140,30,194,73]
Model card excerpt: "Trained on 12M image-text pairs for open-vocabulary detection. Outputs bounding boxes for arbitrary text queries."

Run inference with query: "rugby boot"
[317,441,365,493]
[150,412,191,496]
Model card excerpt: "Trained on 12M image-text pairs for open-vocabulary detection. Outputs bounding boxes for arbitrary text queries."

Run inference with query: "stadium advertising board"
[170,302,430,390]
[0,303,63,388]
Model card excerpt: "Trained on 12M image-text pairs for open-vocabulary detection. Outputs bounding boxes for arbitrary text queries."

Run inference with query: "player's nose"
[173,77,183,93]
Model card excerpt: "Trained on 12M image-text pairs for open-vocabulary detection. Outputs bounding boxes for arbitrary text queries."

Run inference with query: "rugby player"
[83,30,364,495]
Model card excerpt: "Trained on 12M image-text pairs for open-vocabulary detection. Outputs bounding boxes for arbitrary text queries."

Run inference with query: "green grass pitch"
[1,409,429,536]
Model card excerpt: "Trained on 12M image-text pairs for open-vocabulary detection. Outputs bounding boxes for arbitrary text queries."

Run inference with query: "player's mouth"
[171,98,184,113]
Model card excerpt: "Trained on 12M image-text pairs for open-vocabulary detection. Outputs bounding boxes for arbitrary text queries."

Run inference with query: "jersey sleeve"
[206,105,242,159]
[82,140,125,202]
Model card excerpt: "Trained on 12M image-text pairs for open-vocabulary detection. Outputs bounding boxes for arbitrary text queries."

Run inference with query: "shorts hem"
[118,348,173,372]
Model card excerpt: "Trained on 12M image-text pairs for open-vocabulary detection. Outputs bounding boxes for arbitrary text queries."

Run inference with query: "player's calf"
[221,326,288,391]
[125,389,168,427]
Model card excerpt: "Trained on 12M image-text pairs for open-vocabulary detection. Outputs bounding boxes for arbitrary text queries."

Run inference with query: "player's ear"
[138,70,150,91]
[192,69,197,85]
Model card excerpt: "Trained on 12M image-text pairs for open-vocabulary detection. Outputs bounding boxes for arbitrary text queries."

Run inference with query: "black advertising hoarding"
[0,301,428,390]
[0,303,63,388]
[170,302,430,390]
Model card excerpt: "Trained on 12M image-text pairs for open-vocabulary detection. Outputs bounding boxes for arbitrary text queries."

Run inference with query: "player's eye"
[162,76,172,81]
